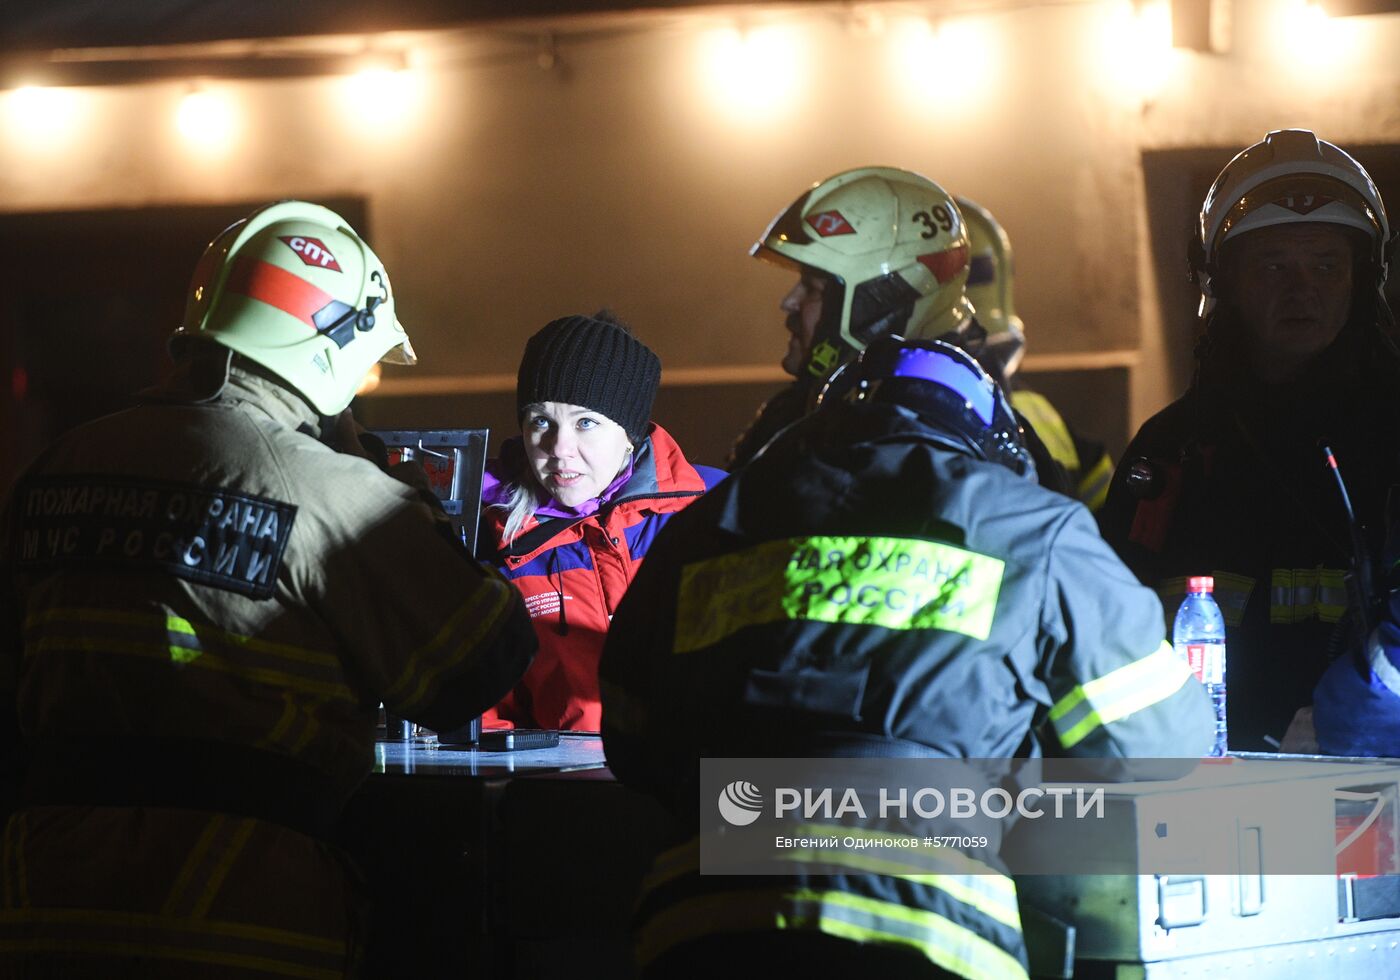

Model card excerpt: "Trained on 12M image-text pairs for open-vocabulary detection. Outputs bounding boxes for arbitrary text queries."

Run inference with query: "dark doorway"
[0,198,368,493]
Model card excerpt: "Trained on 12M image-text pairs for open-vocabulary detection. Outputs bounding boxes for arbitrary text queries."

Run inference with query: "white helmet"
[1194,129,1392,318]
[957,197,1026,378]
[752,166,974,382]
[176,200,416,415]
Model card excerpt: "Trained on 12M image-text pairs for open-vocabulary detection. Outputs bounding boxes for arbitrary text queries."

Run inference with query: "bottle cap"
[1188,575,1214,593]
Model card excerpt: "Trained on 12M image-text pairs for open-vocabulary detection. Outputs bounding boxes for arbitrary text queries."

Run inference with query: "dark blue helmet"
[837,337,1034,478]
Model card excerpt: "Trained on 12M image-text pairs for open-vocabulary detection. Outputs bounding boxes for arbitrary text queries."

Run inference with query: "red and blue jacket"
[479,423,724,731]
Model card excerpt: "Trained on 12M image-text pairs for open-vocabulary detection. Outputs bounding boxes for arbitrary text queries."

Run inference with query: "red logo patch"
[279,236,342,272]
[807,211,857,237]
[1273,193,1335,215]
[917,244,969,284]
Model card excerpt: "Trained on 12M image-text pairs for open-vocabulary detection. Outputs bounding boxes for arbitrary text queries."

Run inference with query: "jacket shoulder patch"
[14,475,296,599]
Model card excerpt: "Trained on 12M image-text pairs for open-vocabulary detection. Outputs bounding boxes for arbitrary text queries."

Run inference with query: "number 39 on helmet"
[176,200,417,416]
[751,166,975,382]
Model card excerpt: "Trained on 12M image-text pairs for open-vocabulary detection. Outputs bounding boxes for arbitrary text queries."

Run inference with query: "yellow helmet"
[752,166,973,382]
[176,200,416,415]
[957,197,1026,378]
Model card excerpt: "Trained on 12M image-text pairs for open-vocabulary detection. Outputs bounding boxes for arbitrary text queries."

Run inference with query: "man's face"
[1221,223,1356,384]
[778,272,828,378]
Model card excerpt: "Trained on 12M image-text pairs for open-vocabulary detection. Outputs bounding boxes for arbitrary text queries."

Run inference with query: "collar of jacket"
[484,421,708,560]
[139,344,325,439]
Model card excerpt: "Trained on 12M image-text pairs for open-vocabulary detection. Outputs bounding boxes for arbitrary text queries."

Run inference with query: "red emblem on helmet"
[279,236,342,272]
[807,211,856,237]
[1274,193,1335,215]
[917,244,969,284]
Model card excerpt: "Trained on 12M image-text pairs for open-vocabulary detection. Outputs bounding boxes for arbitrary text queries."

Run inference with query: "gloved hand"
[1312,485,1400,758]
[332,409,435,494]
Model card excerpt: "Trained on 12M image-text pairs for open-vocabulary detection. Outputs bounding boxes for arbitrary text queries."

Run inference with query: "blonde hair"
[495,477,547,546]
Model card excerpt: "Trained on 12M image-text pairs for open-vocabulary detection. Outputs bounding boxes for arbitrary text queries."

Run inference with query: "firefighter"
[726,168,1072,501]
[1098,130,1400,752]
[0,201,536,977]
[725,166,977,471]
[601,330,1213,976]
[958,197,1116,512]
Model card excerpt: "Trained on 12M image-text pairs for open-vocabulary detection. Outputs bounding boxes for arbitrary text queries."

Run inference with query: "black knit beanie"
[516,313,661,445]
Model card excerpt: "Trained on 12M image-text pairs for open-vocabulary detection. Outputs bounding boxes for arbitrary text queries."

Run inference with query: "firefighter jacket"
[0,352,536,977]
[479,423,724,731]
[727,381,1082,505]
[1098,323,1400,751]
[725,379,813,471]
[1010,388,1114,513]
[600,397,1212,980]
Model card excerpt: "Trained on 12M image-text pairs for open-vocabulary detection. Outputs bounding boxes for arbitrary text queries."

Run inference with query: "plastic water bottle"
[1173,576,1228,757]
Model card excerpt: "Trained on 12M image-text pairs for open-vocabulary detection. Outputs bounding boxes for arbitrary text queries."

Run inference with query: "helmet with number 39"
[176,200,417,416]
[751,166,974,382]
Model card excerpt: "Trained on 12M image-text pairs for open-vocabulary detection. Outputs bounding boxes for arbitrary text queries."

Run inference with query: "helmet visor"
[750,187,817,257]
[379,326,417,366]
[1217,174,1382,250]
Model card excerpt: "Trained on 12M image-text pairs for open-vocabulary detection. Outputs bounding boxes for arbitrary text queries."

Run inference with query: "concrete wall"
[3,0,1398,465]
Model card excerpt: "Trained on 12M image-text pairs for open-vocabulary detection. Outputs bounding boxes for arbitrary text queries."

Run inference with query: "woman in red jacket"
[479,312,725,731]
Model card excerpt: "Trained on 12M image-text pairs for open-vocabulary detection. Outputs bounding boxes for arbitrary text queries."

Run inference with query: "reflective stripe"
[1158,572,1254,630]
[25,608,340,669]
[1010,391,1077,473]
[639,837,700,894]
[24,608,354,703]
[675,536,1005,652]
[1,813,29,909]
[1317,569,1348,623]
[636,886,1027,980]
[779,855,1020,930]
[0,909,347,956]
[786,824,1018,927]
[190,819,256,918]
[598,678,648,736]
[0,938,342,980]
[1049,641,1192,749]
[163,816,233,916]
[384,579,516,714]
[1270,568,1349,624]
[1368,628,1400,698]
[1076,452,1114,513]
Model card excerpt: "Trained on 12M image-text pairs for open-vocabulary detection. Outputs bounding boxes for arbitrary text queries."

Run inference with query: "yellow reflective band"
[675,536,1005,653]
[1010,390,1077,472]
[191,819,256,918]
[26,608,340,668]
[1,812,29,909]
[796,824,1011,883]
[1076,452,1114,513]
[0,908,346,956]
[1269,568,1348,625]
[1317,569,1348,624]
[1049,641,1191,749]
[803,889,1029,980]
[0,938,342,980]
[639,837,701,895]
[163,815,230,916]
[1158,572,1254,630]
[385,580,516,714]
[30,634,354,703]
[598,678,648,736]
[635,887,1027,980]
[778,850,1021,930]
